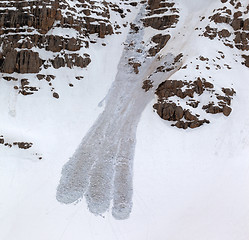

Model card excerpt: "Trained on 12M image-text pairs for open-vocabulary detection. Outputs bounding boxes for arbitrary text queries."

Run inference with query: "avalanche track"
[57,5,181,219]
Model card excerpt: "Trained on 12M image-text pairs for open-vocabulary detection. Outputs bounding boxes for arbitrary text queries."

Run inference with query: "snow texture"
[0,0,249,239]
[57,5,181,219]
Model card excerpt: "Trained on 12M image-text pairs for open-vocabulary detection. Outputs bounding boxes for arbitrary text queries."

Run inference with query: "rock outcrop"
[154,78,235,129]
[203,0,249,53]
[0,0,120,76]
[1,50,43,74]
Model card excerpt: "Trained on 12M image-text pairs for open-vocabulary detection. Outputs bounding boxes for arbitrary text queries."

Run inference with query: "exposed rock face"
[143,15,179,30]
[0,0,59,34]
[0,0,136,100]
[242,55,249,67]
[142,80,153,92]
[51,54,91,69]
[146,0,177,16]
[149,34,171,56]
[0,0,119,75]
[1,50,43,74]
[203,0,249,53]
[154,78,235,129]
[143,0,179,30]
[0,0,240,132]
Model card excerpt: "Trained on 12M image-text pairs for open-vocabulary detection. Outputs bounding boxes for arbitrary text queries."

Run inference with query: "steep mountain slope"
[0,0,249,239]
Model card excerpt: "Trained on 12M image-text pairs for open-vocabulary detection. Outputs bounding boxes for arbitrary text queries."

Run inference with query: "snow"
[0,0,249,239]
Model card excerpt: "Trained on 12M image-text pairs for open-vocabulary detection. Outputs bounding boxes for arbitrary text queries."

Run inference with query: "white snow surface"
[0,0,249,239]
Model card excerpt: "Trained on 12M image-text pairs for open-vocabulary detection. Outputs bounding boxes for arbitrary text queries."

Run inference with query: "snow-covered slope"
[0,0,249,239]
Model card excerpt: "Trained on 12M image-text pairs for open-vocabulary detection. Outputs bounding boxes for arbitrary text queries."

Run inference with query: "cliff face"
[0,0,248,148]
[0,0,117,74]
[151,0,249,129]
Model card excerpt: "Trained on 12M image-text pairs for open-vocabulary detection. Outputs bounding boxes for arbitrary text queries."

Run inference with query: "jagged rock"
[51,54,91,69]
[1,50,43,73]
[218,29,231,38]
[142,80,153,92]
[244,19,249,30]
[217,95,231,105]
[149,34,170,56]
[0,0,118,75]
[174,119,210,129]
[194,78,204,95]
[204,26,218,40]
[0,1,58,34]
[154,75,235,129]
[143,15,179,30]
[37,74,45,80]
[231,18,244,30]
[203,81,214,88]
[204,5,249,53]
[189,120,210,129]
[242,55,249,67]
[203,103,223,114]
[175,106,184,120]
[187,100,199,108]
[66,38,81,51]
[184,110,198,121]
[153,102,184,121]
[223,106,232,116]
[51,56,65,69]
[211,13,231,24]
[222,87,236,96]
[234,11,242,18]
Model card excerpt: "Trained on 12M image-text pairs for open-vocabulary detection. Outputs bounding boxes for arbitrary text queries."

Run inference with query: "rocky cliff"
[0,0,249,148]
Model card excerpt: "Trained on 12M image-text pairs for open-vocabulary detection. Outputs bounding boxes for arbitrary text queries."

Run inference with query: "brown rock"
[175,106,184,120]
[1,50,43,73]
[184,110,198,121]
[234,11,242,19]
[223,106,232,116]
[203,81,214,88]
[222,87,236,96]
[148,34,170,56]
[143,15,179,30]
[242,55,249,67]
[231,18,243,30]
[204,104,223,114]
[3,76,18,81]
[189,121,202,129]
[142,80,153,92]
[13,142,33,149]
[218,29,231,38]
[244,19,249,31]
[67,38,81,51]
[53,92,59,99]
[211,13,231,24]
[51,56,65,69]
[37,74,45,80]
[194,78,204,95]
